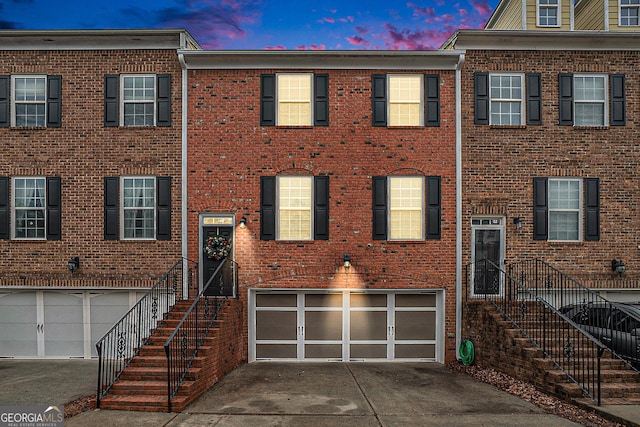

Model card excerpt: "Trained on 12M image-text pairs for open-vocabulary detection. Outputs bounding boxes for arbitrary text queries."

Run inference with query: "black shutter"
[426,176,441,239]
[260,176,276,240]
[610,74,625,126]
[558,73,573,126]
[314,176,329,240]
[46,177,61,240]
[372,176,387,240]
[533,177,548,240]
[0,76,8,127]
[104,177,119,240]
[46,75,62,128]
[526,73,542,125]
[314,74,329,126]
[0,177,8,239]
[104,75,119,127]
[260,74,276,126]
[372,74,387,127]
[584,178,600,241]
[156,176,171,240]
[156,74,171,127]
[424,74,440,127]
[474,72,489,125]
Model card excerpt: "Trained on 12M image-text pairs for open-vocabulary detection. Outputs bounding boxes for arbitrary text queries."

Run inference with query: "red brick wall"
[0,49,183,287]
[461,49,640,290]
[187,68,459,362]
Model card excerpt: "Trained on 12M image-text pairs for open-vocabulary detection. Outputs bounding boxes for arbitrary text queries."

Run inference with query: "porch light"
[239,217,247,228]
[68,257,80,273]
[343,254,351,272]
[611,259,626,276]
[513,217,522,230]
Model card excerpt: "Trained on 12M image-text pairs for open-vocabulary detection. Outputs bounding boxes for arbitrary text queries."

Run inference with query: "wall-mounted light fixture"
[239,217,247,228]
[513,217,522,230]
[68,257,80,273]
[611,259,626,276]
[343,254,351,272]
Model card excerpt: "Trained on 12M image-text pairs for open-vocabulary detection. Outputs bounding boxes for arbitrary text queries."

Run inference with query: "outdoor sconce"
[239,217,247,228]
[611,259,626,276]
[513,217,522,230]
[343,254,351,272]
[68,257,80,273]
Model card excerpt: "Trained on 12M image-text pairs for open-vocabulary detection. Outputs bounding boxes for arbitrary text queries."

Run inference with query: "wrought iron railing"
[465,259,612,405]
[164,258,238,412]
[95,258,197,408]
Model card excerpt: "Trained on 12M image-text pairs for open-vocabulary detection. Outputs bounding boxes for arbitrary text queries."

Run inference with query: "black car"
[560,301,640,367]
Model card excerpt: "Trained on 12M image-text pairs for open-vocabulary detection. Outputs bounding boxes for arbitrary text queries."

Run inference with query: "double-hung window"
[548,179,581,241]
[489,74,524,126]
[122,177,156,239]
[372,74,440,127]
[0,75,62,128]
[620,0,640,26]
[104,74,171,127]
[559,73,625,127]
[260,73,328,127]
[373,175,441,241]
[122,75,156,126]
[574,75,607,126]
[260,175,329,241]
[474,72,541,126]
[538,0,559,27]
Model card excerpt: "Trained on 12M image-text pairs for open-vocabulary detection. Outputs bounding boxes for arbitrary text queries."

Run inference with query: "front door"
[199,215,234,295]
[471,217,505,296]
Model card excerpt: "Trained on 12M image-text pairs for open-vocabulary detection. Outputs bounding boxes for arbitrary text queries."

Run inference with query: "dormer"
[575,0,640,31]
[486,0,575,30]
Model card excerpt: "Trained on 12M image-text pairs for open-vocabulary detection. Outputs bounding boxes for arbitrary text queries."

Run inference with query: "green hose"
[459,339,475,366]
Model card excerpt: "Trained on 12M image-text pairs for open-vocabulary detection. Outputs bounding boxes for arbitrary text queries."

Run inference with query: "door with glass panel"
[471,218,505,296]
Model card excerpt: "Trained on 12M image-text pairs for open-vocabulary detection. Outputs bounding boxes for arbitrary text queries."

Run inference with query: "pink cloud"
[355,26,369,35]
[322,17,335,24]
[346,35,371,47]
[264,45,286,50]
[407,2,436,18]
[381,23,451,50]
[470,0,493,16]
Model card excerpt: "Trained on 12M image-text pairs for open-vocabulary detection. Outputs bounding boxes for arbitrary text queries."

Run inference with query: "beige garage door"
[251,290,440,362]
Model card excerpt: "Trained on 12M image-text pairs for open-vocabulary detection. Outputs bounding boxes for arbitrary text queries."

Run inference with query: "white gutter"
[179,52,189,298]
[455,52,465,360]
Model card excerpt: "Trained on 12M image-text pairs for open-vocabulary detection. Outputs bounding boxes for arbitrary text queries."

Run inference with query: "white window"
[388,75,422,126]
[122,177,156,239]
[277,74,312,126]
[12,75,46,127]
[620,0,640,26]
[489,74,524,126]
[389,176,424,240]
[574,75,607,126]
[12,177,46,239]
[548,178,581,241]
[277,176,313,240]
[121,75,156,126]
[538,0,560,27]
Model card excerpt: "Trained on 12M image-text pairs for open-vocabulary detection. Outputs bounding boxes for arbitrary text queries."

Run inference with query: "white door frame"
[470,216,506,297]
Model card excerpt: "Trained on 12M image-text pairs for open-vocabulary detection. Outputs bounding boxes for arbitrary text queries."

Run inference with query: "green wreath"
[203,235,231,260]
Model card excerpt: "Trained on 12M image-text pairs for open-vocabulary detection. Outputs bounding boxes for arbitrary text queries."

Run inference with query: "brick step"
[97,394,190,412]
[558,381,640,399]
[119,366,204,382]
[545,369,640,383]
[532,357,628,370]
[129,354,207,368]
[108,380,196,396]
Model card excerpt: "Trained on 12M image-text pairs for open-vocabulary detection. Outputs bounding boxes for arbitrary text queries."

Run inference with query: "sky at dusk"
[0,0,498,50]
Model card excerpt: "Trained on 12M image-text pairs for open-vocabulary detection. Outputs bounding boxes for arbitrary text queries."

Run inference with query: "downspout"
[455,52,465,361]
[179,52,189,299]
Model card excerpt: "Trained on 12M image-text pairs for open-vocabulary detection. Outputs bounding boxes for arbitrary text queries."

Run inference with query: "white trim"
[573,74,608,127]
[488,73,525,126]
[10,74,47,127]
[536,0,561,28]
[548,178,583,242]
[619,0,640,27]
[275,73,313,127]
[119,74,157,127]
[11,176,47,241]
[120,176,157,240]
[522,0,527,29]
[387,74,424,127]
[455,54,464,359]
[180,54,189,298]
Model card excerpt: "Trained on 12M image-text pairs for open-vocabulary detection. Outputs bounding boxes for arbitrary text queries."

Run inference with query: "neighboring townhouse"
[180,50,463,364]
[0,30,199,359]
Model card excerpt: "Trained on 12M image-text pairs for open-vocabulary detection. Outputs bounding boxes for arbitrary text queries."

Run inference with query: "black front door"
[201,225,233,296]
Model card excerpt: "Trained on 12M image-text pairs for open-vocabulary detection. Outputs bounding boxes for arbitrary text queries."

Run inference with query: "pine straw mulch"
[64,395,95,419]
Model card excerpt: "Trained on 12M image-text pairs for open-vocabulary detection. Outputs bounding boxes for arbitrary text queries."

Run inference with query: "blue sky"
[0,0,498,50]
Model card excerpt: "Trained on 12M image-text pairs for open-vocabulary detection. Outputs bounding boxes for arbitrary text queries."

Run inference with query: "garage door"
[250,290,442,362]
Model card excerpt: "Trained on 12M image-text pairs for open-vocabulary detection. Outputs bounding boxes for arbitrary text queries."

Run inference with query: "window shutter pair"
[474,72,541,125]
[533,177,599,241]
[104,176,172,240]
[372,74,440,127]
[559,73,625,126]
[260,74,329,126]
[260,176,329,240]
[104,74,171,126]
[0,176,61,240]
[372,176,441,240]
[0,75,61,127]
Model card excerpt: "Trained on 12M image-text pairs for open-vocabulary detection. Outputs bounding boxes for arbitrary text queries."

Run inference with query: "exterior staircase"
[97,298,243,412]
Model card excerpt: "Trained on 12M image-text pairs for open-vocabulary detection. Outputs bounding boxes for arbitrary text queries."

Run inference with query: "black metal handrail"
[95,258,197,408]
[465,259,610,405]
[164,258,238,412]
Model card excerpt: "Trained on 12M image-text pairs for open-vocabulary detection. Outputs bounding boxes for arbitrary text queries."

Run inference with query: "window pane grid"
[621,0,640,25]
[278,176,312,240]
[538,0,559,26]
[389,177,423,240]
[123,177,155,239]
[13,178,46,239]
[489,75,523,125]
[122,76,155,126]
[13,76,46,127]
[389,75,422,126]
[574,76,606,126]
[277,74,312,126]
[548,179,580,241]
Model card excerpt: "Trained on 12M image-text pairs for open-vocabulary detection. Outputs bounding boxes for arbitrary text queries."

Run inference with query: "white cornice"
[450,30,640,50]
[0,29,201,50]
[178,50,465,70]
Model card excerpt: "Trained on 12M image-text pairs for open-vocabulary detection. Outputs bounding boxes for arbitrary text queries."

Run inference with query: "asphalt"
[0,359,638,426]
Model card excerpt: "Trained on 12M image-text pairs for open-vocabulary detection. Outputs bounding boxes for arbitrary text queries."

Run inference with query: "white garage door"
[0,290,138,359]
[250,290,443,362]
